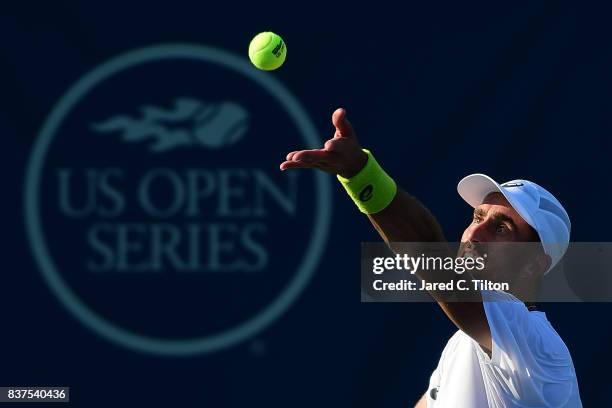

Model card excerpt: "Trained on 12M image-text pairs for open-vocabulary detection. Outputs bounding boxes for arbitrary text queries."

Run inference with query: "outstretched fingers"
[281,107,357,173]
[280,148,338,172]
[291,149,334,163]
[286,151,300,160]
[279,160,319,171]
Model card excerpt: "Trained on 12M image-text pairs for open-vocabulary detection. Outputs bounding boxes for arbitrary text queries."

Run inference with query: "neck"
[508,275,541,306]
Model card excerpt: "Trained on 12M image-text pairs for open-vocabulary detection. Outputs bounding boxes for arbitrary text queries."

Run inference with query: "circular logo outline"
[24,43,332,356]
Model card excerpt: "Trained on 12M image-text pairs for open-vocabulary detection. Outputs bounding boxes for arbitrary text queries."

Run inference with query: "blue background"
[2,1,611,406]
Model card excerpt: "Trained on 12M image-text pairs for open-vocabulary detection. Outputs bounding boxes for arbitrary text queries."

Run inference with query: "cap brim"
[457,173,537,230]
[457,174,504,208]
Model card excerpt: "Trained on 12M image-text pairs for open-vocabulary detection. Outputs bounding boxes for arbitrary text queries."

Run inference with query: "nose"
[463,219,490,243]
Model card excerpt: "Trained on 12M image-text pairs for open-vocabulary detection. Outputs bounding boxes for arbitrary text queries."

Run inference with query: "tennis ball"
[248,32,287,71]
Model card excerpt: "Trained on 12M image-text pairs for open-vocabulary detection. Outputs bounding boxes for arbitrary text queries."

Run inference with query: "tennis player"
[280,108,582,407]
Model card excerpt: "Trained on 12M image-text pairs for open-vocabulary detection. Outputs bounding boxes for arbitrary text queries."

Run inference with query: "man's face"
[461,192,536,244]
[459,192,542,282]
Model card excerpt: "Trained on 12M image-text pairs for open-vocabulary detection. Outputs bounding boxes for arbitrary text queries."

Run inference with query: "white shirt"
[427,290,582,407]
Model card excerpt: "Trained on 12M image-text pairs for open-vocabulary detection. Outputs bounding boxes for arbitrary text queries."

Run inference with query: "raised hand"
[280,108,368,179]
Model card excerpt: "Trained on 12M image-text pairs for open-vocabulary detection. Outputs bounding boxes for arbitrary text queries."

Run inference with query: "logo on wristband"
[359,185,374,202]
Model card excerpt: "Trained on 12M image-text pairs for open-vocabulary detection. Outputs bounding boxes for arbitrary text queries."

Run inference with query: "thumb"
[332,108,356,139]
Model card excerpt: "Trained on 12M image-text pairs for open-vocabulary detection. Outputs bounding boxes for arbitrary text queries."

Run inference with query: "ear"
[525,253,551,278]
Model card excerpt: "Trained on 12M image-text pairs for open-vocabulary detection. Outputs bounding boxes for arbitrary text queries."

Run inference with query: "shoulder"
[439,330,474,360]
[481,290,533,324]
[480,291,572,364]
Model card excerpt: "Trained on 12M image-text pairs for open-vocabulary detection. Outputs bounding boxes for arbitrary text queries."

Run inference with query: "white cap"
[457,174,571,273]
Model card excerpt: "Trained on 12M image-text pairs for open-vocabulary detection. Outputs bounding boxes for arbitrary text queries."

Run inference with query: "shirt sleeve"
[480,290,579,406]
[481,290,534,367]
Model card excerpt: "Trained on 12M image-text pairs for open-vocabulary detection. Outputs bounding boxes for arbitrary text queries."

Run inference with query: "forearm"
[352,161,488,349]
[280,111,491,352]
[367,188,447,244]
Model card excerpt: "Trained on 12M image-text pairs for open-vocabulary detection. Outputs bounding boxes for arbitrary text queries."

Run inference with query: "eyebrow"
[473,208,517,227]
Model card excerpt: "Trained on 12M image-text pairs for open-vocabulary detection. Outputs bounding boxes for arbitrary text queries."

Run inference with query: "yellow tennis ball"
[248,32,287,71]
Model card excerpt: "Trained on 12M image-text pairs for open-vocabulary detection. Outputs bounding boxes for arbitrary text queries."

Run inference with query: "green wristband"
[337,149,397,214]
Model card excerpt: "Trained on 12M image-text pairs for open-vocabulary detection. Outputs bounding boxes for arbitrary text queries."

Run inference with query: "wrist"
[337,149,397,214]
[339,149,369,179]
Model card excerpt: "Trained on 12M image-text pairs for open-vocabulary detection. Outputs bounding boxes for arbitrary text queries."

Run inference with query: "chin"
[470,266,499,280]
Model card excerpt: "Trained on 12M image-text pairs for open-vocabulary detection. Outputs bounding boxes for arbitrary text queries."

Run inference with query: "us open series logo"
[24,44,332,356]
